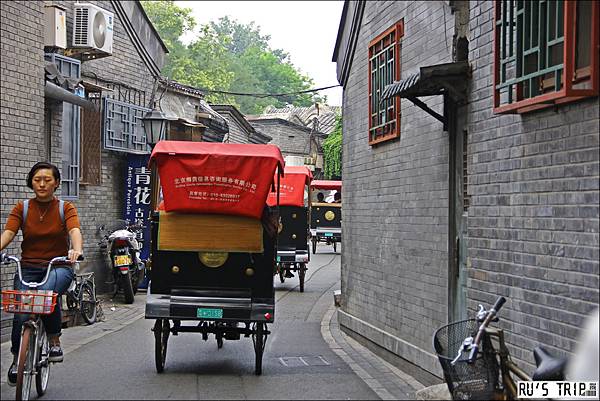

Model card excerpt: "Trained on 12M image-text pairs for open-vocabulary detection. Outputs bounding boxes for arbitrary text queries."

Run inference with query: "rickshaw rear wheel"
[312,237,317,254]
[299,263,306,292]
[154,319,170,373]
[252,322,267,375]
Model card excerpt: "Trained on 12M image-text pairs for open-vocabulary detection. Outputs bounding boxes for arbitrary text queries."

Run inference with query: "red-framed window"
[368,20,404,145]
[493,0,599,114]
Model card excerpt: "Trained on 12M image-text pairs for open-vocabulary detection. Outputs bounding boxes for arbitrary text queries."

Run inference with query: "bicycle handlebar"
[1,254,84,289]
[467,296,506,363]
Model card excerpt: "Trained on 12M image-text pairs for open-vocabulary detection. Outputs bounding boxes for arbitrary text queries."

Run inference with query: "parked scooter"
[98,219,146,304]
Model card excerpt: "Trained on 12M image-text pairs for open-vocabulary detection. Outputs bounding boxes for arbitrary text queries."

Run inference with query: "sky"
[175,1,344,106]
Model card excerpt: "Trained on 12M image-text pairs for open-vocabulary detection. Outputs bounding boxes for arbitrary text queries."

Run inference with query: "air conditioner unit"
[72,3,113,55]
[44,5,67,49]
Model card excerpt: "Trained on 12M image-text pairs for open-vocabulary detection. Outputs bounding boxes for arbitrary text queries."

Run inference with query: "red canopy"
[267,165,313,207]
[310,180,342,191]
[150,141,285,219]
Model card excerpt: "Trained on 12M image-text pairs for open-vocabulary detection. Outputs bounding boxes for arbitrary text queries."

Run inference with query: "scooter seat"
[532,346,567,381]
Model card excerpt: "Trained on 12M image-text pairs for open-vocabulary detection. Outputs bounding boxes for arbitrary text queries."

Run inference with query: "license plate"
[197,308,223,319]
[324,233,333,237]
[115,255,131,267]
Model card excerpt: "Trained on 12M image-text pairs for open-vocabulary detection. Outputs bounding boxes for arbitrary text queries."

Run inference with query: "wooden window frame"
[368,20,404,145]
[493,0,599,114]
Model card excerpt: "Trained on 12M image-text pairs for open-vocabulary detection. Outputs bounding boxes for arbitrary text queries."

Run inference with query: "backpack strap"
[59,200,65,225]
[22,200,29,234]
[21,199,66,234]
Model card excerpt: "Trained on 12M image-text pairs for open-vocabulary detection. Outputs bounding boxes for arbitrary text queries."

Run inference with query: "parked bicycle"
[1,253,82,401]
[65,268,97,325]
[433,296,568,400]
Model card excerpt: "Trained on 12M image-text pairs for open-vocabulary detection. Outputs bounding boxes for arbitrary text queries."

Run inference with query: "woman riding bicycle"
[0,162,83,386]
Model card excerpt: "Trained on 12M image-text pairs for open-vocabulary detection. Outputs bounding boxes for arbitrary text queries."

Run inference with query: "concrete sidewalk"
[1,292,146,388]
[1,291,448,400]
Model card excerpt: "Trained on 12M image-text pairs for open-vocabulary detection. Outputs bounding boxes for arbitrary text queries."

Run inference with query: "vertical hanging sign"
[125,153,151,288]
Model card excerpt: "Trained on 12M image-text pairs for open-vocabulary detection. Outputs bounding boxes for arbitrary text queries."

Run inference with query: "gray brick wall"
[249,119,315,157]
[51,0,157,294]
[337,0,599,378]
[466,0,600,374]
[1,0,163,341]
[0,0,46,342]
[339,0,455,374]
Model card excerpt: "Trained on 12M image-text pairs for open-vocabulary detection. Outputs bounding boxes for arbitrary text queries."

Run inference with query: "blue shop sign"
[124,153,151,288]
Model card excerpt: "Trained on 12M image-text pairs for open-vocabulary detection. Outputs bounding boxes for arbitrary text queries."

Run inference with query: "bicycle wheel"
[80,281,97,325]
[35,329,50,396]
[16,325,34,401]
[154,319,169,373]
[252,323,267,376]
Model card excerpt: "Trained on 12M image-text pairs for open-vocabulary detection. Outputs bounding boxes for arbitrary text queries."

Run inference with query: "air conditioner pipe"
[45,81,97,111]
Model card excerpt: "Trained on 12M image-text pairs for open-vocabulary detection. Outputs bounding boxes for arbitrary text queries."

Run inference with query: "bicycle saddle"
[532,346,567,381]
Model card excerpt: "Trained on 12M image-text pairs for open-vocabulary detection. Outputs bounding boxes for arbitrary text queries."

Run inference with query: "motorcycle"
[98,219,146,304]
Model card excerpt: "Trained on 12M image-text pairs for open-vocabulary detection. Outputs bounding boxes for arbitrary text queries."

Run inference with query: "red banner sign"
[267,165,313,207]
[150,141,284,219]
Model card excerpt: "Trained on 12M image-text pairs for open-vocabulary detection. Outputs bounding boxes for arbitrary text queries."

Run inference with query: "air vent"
[74,7,88,46]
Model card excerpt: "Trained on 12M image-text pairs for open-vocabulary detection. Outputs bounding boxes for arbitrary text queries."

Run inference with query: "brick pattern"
[339,0,455,364]
[1,0,162,342]
[338,0,599,378]
[249,120,316,156]
[0,0,46,340]
[467,0,600,373]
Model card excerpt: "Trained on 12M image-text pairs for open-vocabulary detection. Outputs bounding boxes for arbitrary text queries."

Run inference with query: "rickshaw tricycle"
[310,180,342,254]
[144,141,284,375]
[267,165,313,292]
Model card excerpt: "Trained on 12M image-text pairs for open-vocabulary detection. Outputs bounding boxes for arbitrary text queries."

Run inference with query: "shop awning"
[381,61,469,128]
[381,61,469,101]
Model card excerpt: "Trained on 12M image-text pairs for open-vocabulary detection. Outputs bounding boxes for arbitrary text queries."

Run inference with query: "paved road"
[1,243,424,400]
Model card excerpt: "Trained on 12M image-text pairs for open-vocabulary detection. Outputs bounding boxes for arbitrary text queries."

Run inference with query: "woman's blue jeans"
[10,266,74,355]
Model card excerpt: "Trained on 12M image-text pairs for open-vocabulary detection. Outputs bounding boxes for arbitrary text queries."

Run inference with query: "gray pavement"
[1,248,433,400]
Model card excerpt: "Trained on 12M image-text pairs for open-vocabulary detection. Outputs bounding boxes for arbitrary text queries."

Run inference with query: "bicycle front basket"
[1,289,57,314]
[433,319,500,400]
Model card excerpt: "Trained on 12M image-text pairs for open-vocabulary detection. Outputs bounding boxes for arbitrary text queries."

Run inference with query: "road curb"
[320,303,426,400]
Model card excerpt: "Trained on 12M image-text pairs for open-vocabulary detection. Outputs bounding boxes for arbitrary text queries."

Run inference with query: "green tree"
[322,114,342,179]
[141,1,323,114]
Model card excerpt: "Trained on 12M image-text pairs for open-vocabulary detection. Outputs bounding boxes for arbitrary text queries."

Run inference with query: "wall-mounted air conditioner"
[72,3,113,55]
[44,4,67,49]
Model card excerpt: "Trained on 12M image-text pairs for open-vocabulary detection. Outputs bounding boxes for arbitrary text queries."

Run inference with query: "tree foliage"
[141,1,323,114]
[322,114,342,179]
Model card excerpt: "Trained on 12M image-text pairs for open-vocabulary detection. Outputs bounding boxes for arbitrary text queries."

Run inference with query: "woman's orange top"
[5,198,81,267]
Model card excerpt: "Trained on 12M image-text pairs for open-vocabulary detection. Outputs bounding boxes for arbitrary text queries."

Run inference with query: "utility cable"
[162,79,341,99]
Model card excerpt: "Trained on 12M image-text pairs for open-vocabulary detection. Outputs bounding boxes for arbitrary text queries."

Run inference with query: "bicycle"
[65,269,97,325]
[1,253,81,401]
[433,296,568,400]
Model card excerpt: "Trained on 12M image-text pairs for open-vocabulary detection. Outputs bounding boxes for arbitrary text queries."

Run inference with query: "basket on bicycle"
[1,289,57,314]
[433,319,500,400]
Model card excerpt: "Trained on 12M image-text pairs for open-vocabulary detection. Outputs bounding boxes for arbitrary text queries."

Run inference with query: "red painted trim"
[493,1,501,108]
[494,0,599,115]
[564,1,576,96]
[368,19,404,146]
[590,0,599,94]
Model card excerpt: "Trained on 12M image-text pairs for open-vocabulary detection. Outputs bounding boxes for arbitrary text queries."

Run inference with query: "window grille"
[368,21,403,145]
[44,53,81,199]
[493,0,599,114]
[80,97,102,185]
[103,97,151,154]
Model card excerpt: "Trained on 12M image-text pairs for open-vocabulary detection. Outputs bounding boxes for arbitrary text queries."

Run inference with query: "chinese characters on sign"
[173,175,258,204]
[125,153,151,265]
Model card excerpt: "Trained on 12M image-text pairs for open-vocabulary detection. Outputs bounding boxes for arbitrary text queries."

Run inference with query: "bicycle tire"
[35,329,50,396]
[80,281,97,324]
[16,325,33,401]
